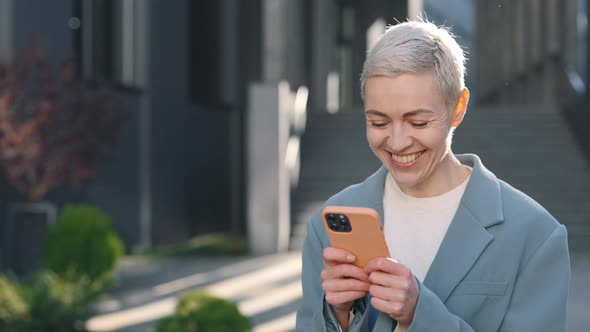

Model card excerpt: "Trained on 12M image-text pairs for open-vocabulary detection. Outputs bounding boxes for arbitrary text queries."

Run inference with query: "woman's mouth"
[388,150,425,168]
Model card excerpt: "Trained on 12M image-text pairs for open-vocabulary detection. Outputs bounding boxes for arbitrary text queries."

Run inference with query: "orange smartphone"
[322,206,390,268]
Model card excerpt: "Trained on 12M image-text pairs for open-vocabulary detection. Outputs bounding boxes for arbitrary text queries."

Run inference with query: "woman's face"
[364,71,458,197]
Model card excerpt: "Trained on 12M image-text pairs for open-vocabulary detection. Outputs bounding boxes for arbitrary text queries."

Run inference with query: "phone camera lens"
[325,213,352,232]
[325,214,338,231]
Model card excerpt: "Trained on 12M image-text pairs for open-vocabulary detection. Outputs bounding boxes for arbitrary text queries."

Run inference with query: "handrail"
[556,56,586,109]
[559,60,590,166]
[478,52,586,106]
[564,68,586,96]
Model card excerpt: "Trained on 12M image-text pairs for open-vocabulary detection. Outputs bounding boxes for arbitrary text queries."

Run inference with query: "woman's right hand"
[321,247,371,313]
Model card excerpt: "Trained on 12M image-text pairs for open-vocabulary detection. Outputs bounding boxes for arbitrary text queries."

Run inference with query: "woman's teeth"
[392,151,424,164]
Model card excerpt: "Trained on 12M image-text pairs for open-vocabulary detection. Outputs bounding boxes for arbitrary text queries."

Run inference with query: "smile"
[390,150,425,166]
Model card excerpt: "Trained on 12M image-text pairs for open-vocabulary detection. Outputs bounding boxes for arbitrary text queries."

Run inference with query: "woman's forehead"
[364,73,447,116]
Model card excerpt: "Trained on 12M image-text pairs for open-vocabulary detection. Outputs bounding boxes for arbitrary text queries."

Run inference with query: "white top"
[384,171,470,332]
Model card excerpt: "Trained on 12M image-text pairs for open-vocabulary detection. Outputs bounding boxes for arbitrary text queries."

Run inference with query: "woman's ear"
[451,88,470,128]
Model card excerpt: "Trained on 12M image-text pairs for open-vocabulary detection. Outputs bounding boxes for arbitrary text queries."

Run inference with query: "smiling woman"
[296,20,570,332]
[364,72,471,198]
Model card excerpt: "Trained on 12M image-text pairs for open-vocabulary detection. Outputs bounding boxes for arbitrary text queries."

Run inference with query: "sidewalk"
[568,250,590,332]
[86,249,589,332]
[85,251,302,332]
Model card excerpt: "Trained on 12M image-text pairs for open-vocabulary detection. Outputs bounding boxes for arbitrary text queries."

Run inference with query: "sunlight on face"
[364,71,460,197]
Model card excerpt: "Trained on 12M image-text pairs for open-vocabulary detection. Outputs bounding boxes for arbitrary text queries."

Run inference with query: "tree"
[0,45,125,201]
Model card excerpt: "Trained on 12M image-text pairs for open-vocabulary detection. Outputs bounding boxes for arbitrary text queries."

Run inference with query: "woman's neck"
[402,152,471,198]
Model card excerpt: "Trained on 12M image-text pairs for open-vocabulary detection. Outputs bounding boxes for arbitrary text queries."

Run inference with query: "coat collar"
[357,153,504,229]
[456,153,504,227]
[357,153,505,330]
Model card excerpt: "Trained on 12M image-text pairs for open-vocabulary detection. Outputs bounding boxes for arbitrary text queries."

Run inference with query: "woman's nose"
[387,125,413,152]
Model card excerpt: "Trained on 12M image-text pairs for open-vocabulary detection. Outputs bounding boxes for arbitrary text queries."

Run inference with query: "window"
[337,3,356,110]
[74,0,147,89]
[187,1,224,108]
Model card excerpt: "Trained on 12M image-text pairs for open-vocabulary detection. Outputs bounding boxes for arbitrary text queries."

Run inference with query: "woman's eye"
[411,122,429,128]
[370,122,387,128]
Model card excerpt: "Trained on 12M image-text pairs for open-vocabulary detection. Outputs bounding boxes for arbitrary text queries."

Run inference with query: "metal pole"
[0,0,13,59]
[137,1,152,252]
[587,0,590,98]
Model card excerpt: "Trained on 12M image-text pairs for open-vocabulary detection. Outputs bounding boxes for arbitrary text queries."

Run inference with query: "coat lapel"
[348,165,388,224]
[423,154,504,303]
[422,204,493,302]
[351,154,504,328]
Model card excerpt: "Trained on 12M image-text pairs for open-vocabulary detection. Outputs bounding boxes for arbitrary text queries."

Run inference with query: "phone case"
[322,206,390,268]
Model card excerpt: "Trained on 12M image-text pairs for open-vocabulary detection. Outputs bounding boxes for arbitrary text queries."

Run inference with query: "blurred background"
[0,0,589,331]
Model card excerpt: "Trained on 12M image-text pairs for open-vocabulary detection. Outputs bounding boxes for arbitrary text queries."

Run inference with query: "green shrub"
[155,292,251,332]
[0,271,102,332]
[26,271,102,331]
[0,275,29,331]
[143,234,248,258]
[42,204,124,286]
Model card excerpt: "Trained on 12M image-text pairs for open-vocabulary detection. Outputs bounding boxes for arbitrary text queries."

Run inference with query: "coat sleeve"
[296,212,370,332]
[296,214,340,332]
[389,225,570,332]
[497,225,570,331]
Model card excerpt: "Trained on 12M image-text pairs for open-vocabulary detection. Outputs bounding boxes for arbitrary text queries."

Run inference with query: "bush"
[155,292,251,332]
[25,271,102,331]
[0,275,29,331]
[143,234,248,258]
[0,271,102,332]
[42,204,124,286]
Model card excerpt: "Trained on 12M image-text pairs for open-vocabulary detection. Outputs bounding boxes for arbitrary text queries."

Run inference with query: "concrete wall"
[0,0,199,251]
[475,0,580,105]
[0,0,416,256]
[1,0,144,251]
[11,0,73,63]
[423,0,476,100]
[86,95,141,250]
[147,0,191,246]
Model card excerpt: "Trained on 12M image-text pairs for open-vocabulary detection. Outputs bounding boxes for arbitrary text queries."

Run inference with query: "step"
[292,106,590,250]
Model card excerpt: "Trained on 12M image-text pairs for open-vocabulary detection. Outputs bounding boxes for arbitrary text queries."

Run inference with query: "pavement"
[85,252,303,332]
[567,250,590,332]
[85,249,590,332]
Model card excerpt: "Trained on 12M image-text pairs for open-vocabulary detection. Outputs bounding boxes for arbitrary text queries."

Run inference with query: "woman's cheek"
[366,130,381,150]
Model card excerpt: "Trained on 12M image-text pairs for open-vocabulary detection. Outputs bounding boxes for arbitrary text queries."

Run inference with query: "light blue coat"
[296,154,570,331]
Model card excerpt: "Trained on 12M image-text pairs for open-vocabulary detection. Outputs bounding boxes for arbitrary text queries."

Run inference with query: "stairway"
[290,110,381,249]
[291,105,590,251]
[453,105,590,251]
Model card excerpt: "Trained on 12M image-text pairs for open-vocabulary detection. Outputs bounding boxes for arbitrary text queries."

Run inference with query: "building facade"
[475,0,585,105]
[0,0,416,272]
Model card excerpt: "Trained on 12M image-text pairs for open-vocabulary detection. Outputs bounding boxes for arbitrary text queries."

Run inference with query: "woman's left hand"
[365,257,420,327]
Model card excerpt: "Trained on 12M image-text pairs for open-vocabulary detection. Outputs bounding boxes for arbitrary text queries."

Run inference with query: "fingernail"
[347,255,355,262]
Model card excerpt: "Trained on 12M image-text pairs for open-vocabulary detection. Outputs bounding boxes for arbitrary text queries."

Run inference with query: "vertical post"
[0,0,12,59]
[247,82,292,255]
[474,0,483,100]
[311,0,334,112]
[587,0,590,98]
[137,1,152,252]
[408,0,423,20]
[81,0,94,79]
[138,94,152,252]
[221,0,242,234]
[263,0,287,81]
[0,0,12,270]
[545,0,559,103]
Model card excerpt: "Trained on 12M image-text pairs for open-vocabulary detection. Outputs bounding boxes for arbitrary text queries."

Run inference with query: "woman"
[296,21,570,332]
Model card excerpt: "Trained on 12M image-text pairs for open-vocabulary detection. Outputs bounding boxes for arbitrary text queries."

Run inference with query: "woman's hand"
[365,257,419,327]
[321,247,371,315]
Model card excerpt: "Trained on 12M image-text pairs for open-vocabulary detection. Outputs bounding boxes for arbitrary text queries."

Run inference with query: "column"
[0,0,12,59]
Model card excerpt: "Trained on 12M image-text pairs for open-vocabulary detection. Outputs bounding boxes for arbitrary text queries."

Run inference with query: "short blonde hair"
[360,20,466,111]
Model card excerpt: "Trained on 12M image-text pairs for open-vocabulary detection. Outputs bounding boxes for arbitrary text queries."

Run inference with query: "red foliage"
[0,46,124,201]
